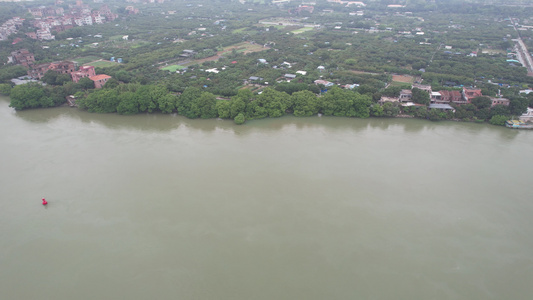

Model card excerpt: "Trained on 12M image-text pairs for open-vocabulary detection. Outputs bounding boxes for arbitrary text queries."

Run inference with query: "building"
[71,65,95,82]
[436,90,463,104]
[27,61,75,79]
[399,89,412,102]
[490,97,510,107]
[36,29,55,40]
[519,107,533,123]
[49,61,75,75]
[314,79,334,87]
[429,103,455,112]
[412,84,432,94]
[430,92,441,103]
[462,87,482,103]
[378,96,399,104]
[9,49,35,67]
[89,74,112,88]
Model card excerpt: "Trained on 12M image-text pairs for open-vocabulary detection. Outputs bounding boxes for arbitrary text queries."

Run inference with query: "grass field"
[73,56,101,64]
[392,74,415,84]
[84,60,118,67]
[162,65,187,72]
[291,27,313,34]
[159,41,268,71]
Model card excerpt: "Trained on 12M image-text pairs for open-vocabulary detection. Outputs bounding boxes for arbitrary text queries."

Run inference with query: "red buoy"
[42,198,48,205]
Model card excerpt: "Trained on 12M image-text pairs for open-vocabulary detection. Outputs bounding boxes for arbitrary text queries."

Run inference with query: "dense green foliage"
[9,83,67,110]
[1,0,532,126]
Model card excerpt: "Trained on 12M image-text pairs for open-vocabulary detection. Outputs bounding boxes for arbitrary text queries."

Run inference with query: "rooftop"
[89,74,111,81]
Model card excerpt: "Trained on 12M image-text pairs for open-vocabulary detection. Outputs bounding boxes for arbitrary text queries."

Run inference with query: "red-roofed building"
[71,65,95,82]
[437,90,465,105]
[462,87,482,103]
[89,74,111,88]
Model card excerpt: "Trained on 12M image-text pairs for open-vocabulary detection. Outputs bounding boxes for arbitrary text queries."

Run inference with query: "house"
[248,76,263,81]
[258,59,267,64]
[9,49,35,67]
[314,79,334,87]
[317,65,325,71]
[437,90,464,104]
[181,49,196,57]
[344,84,359,89]
[462,87,482,103]
[28,61,75,79]
[430,92,441,103]
[71,65,96,82]
[399,89,412,102]
[519,107,533,122]
[490,97,510,107]
[89,74,111,88]
[378,96,399,104]
[296,70,307,75]
[285,74,296,79]
[412,84,432,94]
[429,103,455,112]
[49,61,75,75]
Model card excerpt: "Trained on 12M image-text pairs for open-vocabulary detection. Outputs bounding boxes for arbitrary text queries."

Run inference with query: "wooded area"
[1,0,533,124]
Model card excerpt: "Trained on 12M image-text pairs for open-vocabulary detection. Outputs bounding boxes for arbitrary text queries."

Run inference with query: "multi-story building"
[89,74,112,88]
[71,66,96,82]
[462,87,482,103]
[10,49,35,67]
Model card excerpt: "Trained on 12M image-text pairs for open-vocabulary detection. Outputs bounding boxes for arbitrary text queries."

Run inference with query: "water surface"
[1,96,532,299]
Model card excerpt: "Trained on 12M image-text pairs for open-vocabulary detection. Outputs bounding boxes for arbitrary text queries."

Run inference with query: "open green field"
[291,27,313,34]
[222,41,265,53]
[84,60,118,67]
[232,28,248,34]
[72,56,101,64]
[162,64,186,72]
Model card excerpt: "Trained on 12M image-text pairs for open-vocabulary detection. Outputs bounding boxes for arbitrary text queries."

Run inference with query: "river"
[1,95,532,300]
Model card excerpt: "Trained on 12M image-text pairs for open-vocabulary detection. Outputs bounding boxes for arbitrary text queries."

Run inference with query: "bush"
[489,115,508,126]
[234,113,245,125]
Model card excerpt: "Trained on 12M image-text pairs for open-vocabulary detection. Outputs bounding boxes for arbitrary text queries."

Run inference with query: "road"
[510,17,533,76]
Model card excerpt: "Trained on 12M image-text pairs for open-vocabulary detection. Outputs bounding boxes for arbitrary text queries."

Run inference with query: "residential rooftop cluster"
[21,2,118,41]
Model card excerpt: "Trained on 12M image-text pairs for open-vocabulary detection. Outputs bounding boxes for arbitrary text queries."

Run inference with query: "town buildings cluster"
[25,2,118,41]
[0,17,24,41]
[8,48,111,89]
[378,84,510,113]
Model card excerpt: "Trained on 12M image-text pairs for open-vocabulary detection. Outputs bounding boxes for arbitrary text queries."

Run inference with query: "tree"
[116,91,139,115]
[103,78,120,89]
[471,96,492,110]
[370,104,384,117]
[157,94,177,114]
[411,88,430,105]
[216,100,231,119]
[9,83,48,110]
[489,115,508,126]
[291,90,321,117]
[509,97,528,116]
[0,83,12,95]
[234,113,246,125]
[176,87,202,118]
[41,70,58,85]
[191,92,217,119]
[78,77,94,89]
[255,88,289,118]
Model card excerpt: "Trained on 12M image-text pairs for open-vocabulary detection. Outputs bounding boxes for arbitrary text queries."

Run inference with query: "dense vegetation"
[1,0,533,125]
